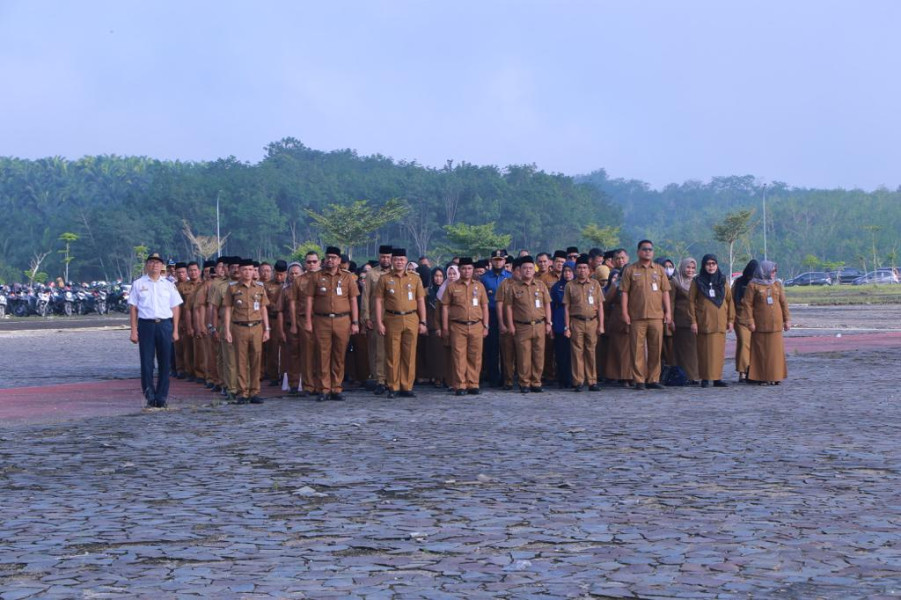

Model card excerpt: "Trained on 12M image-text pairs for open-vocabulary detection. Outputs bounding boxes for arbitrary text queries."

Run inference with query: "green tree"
[713,209,754,277]
[57,232,79,282]
[580,224,620,249]
[440,222,511,259]
[288,241,323,264]
[304,199,407,260]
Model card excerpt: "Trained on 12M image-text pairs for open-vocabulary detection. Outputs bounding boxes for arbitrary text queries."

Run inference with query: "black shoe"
[213,385,222,393]
[175,372,185,379]
[315,393,328,402]
[225,392,236,402]
[713,380,728,388]
[399,390,415,398]
[249,396,264,404]
[269,380,280,387]
[529,386,543,393]
[701,380,709,388]
[331,392,345,401]
[467,388,480,395]
[573,385,583,392]
[386,390,397,399]
[236,397,250,405]
[205,382,214,389]
[298,390,309,398]
[634,383,646,390]
[455,389,466,396]
[520,386,530,394]
[588,384,601,392]
[646,383,664,390]
[374,384,386,395]
[503,385,513,391]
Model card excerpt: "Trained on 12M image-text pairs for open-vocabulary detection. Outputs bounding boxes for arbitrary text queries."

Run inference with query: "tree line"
[0,138,898,283]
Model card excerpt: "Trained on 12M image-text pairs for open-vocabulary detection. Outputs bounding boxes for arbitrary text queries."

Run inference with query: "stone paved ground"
[2,345,900,598]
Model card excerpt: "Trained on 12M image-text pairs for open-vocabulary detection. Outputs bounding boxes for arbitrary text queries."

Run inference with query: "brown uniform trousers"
[174,280,195,375]
[210,279,237,393]
[621,262,671,385]
[307,269,358,393]
[193,279,216,385]
[501,332,516,386]
[362,267,390,384]
[262,281,283,382]
[224,281,269,399]
[376,270,425,392]
[442,279,488,390]
[289,274,317,392]
[570,317,599,386]
[538,271,558,382]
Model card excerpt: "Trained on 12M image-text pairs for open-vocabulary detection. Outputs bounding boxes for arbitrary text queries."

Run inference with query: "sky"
[1,0,899,190]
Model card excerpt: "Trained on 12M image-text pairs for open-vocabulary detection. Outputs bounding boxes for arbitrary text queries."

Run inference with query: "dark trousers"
[484,310,501,386]
[138,318,174,406]
[554,335,572,388]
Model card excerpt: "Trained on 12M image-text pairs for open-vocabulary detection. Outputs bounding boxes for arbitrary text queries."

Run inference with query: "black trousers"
[138,318,174,406]
[484,311,501,386]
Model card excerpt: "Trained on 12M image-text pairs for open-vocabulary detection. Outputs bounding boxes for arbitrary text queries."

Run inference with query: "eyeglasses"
[705,262,717,266]
[305,260,318,264]
[639,247,653,252]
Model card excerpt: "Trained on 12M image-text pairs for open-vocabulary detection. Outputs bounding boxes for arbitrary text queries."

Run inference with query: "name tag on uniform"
[588,295,594,305]
[708,288,716,298]
[535,298,542,308]
[472,297,479,306]
[253,301,260,311]
[336,287,343,296]
[408,291,413,301]
[766,296,774,305]
[651,283,658,291]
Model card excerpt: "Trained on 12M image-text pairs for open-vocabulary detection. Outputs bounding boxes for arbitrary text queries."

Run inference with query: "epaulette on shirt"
[229,281,238,286]
[255,281,265,287]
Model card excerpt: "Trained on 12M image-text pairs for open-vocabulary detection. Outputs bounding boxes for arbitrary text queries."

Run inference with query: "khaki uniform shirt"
[740,282,790,332]
[207,278,231,319]
[290,272,316,318]
[537,270,559,289]
[507,279,551,322]
[563,278,603,317]
[620,261,671,319]
[361,266,390,322]
[223,280,269,323]
[688,282,735,334]
[264,280,283,317]
[441,279,488,322]
[306,269,359,315]
[375,270,425,313]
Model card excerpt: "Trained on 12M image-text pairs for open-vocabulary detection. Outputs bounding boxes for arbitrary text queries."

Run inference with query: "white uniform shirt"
[128,275,183,320]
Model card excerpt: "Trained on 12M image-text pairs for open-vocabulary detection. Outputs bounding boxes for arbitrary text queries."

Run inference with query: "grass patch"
[785,284,901,305]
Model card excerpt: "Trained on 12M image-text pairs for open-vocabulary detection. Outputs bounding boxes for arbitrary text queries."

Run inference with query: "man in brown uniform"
[504,256,552,393]
[536,252,559,383]
[564,255,605,392]
[173,263,193,378]
[262,260,287,386]
[362,245,393,395]
[196,258,224,390]
[441,257,489,396]
[184,261,204,382]
[620,240,672,390]
[289,252,320,396]
[374,248,427,399]
[224,258,270,404]
[496,257,519,390]
[304,247,360,402]
[210,256,240,400]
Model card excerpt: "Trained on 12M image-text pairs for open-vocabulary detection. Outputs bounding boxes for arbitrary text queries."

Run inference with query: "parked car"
[784,272,833,287]
[827,267,865,284]
[851,271,900,285]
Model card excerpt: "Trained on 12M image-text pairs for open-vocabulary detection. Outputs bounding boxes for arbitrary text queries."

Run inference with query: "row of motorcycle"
[0,283,131,318]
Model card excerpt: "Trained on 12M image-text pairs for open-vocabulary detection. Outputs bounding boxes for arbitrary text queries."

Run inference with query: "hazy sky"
[1,1,899,190]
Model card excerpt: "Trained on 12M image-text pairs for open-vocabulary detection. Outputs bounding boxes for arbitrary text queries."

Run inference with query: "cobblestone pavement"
[2,346,900,598]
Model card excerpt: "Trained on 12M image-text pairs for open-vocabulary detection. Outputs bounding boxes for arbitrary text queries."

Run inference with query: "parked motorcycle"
[0,285,7,318]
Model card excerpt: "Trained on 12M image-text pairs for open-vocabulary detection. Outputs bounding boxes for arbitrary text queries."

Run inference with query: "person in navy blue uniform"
[480,249,512,387]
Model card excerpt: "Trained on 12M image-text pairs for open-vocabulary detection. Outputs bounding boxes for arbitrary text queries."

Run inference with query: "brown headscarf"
[671,257,696,293]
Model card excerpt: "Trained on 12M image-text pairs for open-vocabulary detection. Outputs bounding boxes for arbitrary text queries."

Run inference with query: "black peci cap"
[274,260,288,272]
[379,245,393,254]
[458,257,473,266]
[392,248,407,257]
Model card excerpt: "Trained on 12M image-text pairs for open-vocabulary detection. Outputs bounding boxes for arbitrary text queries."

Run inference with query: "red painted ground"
[2,332,900,427]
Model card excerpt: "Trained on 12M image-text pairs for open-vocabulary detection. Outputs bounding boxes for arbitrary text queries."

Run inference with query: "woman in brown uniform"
[423,267,447,387]
[689,254,734,387]
[669,258,700,384]
[731,259,758,383]
[741,260,791,385]
[603,269,632,386]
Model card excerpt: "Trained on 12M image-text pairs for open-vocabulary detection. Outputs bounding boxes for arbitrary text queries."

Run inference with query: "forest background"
[1,137,898,284]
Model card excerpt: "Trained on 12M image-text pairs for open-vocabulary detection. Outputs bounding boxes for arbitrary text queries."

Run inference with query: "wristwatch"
[420,321,427,326]
[351,320,359,325]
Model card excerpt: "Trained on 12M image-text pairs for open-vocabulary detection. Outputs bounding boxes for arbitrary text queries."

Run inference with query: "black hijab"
[427,266,445,306]
[732,259,758,305]
[696,254,727,308]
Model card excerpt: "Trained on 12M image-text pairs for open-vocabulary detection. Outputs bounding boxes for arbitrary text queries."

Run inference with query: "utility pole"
[762,183,768,261]
[216,191,221,258]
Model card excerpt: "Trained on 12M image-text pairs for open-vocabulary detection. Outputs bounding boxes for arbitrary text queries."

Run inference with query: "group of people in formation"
[127,239,791,408]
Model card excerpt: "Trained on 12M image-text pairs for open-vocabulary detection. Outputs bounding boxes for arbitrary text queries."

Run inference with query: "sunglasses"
[639,247,653,251]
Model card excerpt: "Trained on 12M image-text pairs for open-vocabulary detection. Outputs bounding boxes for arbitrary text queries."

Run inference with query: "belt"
[314,312,350,318]
[232,321,261,327]
[452,320,481,325]
[386,309,416,316]
[514,319,546,325]
[571,315,598,321]
[139,318,172,323]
